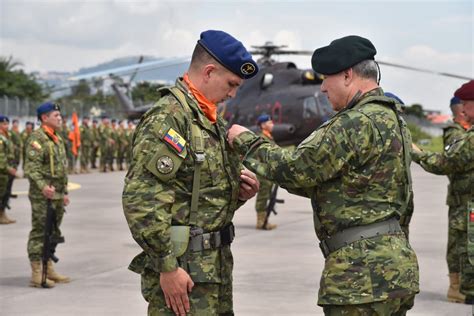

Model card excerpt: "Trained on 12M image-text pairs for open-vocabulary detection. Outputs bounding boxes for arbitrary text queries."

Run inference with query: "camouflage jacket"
[0,134,15,175]
[123,79,244,282]
[413,127,474,229]
[24,127,68,200]
[443,122,470,207]
[80,124,92,147]
[91,126,99,146]
[21,130,33,156]
[9,130,21,166]
[234,88,419,305]
[98,125,114,147]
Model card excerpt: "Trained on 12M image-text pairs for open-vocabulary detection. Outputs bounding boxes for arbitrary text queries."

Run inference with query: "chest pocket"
[200,128,226,187]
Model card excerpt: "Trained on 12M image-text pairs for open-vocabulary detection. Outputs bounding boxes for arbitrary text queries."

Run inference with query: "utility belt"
[319,217,402,258]
[171,223,235,257]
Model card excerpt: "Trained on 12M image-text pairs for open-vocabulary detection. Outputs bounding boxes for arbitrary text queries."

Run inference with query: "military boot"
[256,212,277,230]
[0,209,15,224]
[30,261,55,288]
[447,273,466,303]
[47,260,71,283]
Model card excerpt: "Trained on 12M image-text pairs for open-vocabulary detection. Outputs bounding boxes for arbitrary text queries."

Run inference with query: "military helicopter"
[69,43,472,146]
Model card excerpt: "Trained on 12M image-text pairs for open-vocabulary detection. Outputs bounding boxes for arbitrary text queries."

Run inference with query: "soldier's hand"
[42,185,55,199]
[63,195,70,206]
[238,168,260,201]
[411,143,422,153]
[227,124,250,148]
[160,267,194,316]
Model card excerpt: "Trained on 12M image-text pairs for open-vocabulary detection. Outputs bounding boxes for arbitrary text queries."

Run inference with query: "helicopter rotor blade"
[128,55,144,84]
[377,60,472,81]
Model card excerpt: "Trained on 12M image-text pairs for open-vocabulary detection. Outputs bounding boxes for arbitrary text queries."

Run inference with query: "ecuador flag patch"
[163,128,186,153]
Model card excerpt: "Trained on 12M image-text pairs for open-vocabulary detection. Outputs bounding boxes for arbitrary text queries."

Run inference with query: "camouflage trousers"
[141,268,233,316]
[27,197,65,261]
[322,295,415,316]
[458,229,474,299]
[90,145,99,167]
[99,145,115,170]
[447,206,464,273]
[80,145,91,169]
[0,174,8,209]
[255,177,272,214]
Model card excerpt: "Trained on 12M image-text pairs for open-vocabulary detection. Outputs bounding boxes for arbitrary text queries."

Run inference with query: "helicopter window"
[303,96,318,118]
[315,93,334,120]
[261,73,274,89]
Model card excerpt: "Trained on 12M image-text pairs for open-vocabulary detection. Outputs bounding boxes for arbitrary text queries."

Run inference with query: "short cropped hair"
[352,59,378,82]
[190,43,218,70]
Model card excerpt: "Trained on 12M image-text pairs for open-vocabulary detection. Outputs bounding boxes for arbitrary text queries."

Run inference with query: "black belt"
[319,217,403,258]
[189,223,235,252]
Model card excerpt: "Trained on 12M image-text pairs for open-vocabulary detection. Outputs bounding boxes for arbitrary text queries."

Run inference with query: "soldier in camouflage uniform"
[25,102,71,288]
[21,121,35,176]
[254,114,277,230]
[412,80,474,304]
[90,119,100,169]
[60,119,75,173]
[99,116,115,172]
[116,120,127,171]
[10,119,22,167]
[228,35,420,315]
[124,120,135,168]
[110,119,120,171]
[0,116,17,224]
[79,116,93,173]
[123,30,259,316]
[442,96,471,303]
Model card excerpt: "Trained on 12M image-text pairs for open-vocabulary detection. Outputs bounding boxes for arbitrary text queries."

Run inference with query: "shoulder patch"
[31,141,42,150]
[163,128,186,153]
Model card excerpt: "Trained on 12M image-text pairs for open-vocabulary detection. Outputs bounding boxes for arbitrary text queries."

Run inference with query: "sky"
[1,0,473,113]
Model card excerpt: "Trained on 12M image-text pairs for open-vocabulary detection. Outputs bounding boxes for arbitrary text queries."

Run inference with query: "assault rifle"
[41,199,64,288]
[263,184,284,228]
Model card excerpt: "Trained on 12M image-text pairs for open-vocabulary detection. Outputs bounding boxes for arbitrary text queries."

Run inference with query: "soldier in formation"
[228,35,420,314]
[122,30,260,315]
[24,102,71,288]
[254,114,277,230]
[0,116,17,224]
[79,116,92,173]
[90,119,100,169]
[412,80,474,304]
[21,121,34,176]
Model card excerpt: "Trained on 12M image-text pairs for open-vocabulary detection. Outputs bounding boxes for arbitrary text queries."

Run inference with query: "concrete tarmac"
[0,164,473,315]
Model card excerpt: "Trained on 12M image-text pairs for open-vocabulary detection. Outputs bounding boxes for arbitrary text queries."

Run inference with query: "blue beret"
[257,114,271,124]
[0,115,9,123]
[450,96,461,106]
[454,80,474,101]
[312,35,377,75]
[384,92,405,105]
[198,30,258,79]
[37,102,61,117]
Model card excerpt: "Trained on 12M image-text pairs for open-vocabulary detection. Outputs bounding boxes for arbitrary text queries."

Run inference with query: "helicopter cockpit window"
[303,96,318,119]
[261,73,274,89]
[315,93,334,119]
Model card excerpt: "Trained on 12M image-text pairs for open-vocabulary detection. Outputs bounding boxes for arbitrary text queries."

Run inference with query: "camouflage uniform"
[9,129,22,167]
[90,124,100,168]
[233,89,420,312]
[255,131,274,216]
[59,125,74,173]
[98,124,114,172]
[21,129,34,173]
[124,126,134,168]
[79,123,92,172]
[123,80,244,315]
[24,127,68,262]
[443,122,469,273]
[116,125,127,170]
[0,133,15,211]
[412,126,474,303]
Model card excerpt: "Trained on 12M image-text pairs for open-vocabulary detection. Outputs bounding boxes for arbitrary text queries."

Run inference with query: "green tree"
[131,81,164,105]
[404,103,425,119]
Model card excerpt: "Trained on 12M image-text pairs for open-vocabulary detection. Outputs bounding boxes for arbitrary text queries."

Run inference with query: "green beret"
[312,35,377,75]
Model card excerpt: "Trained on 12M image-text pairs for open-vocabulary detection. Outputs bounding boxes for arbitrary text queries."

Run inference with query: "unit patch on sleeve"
[163,128,186,153]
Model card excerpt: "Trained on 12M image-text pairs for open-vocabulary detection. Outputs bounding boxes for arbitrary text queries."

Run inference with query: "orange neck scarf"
[457,118,471,130]
[262,129,273,139]
[183,73,217,123]
[42,125,59,144]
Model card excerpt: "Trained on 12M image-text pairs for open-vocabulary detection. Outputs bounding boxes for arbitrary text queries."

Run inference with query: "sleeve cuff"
[156,253,179,273]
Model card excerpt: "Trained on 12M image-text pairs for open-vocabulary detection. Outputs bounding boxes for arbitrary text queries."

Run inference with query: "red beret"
[454,80,474,101]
